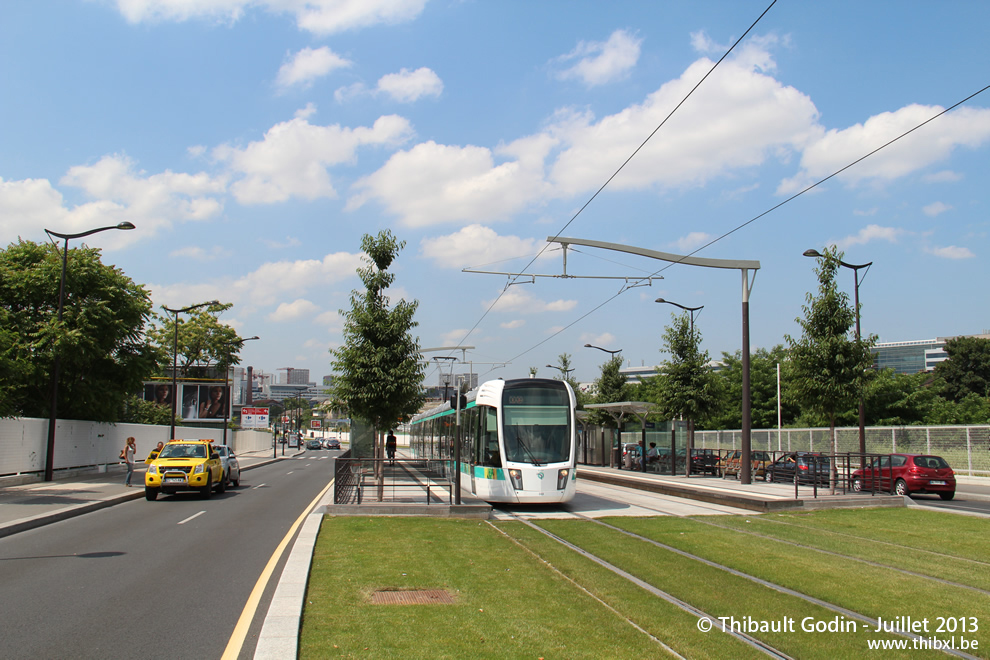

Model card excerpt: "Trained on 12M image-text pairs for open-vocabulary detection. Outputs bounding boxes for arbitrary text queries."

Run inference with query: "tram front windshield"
[502,383,571,465]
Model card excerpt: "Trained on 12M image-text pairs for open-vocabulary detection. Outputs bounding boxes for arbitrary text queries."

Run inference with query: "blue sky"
[3,1,989,387]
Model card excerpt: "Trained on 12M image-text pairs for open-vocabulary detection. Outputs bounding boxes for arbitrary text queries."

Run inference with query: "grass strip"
[300,516,669,659]
[494,520,766,660]
[706,511,990,592]
[535,518,945,660]
[604,514,990,656]
[738,508,990,562]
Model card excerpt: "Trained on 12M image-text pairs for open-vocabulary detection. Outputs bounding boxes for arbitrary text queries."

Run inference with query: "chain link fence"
[692,426,990,477]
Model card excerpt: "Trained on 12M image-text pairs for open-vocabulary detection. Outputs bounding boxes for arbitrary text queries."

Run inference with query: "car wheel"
[894,478,909,497]
[764,471,772,482]
[852,477,862,492]
[200,474,213,499]
[145,487,159,501]
[939,491,955,501]
[216,471,226,494]
[232,471,240,487]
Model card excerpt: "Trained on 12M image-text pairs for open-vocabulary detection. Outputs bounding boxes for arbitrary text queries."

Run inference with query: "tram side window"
[462,407,476,464]
[479,406,501,467]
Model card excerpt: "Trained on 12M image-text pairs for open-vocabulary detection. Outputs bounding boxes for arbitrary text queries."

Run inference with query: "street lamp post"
[655,298,705,478]
[584,343,622,357]
[42,222,136,482]
[655,298,704,334]
[220,336,259,446]
[163,300,221,441]
[803,249,872,465]
[545,364,575,378]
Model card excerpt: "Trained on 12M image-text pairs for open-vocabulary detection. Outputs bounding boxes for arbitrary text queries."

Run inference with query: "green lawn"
[301,509,986,659]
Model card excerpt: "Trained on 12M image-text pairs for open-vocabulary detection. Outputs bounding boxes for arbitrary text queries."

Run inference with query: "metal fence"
[693,425,990,477]
[333,455,453,504]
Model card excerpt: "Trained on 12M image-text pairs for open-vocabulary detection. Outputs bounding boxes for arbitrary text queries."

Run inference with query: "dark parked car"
[690,449,719,475]
[305,439,322,450]
[765,452,831,485]
[324,438,341,450]
[852,454,955,500]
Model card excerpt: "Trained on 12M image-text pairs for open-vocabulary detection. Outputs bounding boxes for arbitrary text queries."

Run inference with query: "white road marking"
[177,511,206,525]
[252,483,266,490]
[286,471,294,475]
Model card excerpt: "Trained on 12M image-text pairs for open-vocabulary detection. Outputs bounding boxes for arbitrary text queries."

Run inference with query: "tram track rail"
[493,488,983,660]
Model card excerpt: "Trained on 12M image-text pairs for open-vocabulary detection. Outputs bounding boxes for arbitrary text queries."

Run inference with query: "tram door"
[467,407,478,495]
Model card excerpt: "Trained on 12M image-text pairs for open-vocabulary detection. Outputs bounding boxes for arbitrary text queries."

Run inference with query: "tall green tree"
[933,336,990,403]
[587,354,629,437]
[328,230,425,453]
[0,239,157,421]
[707,345,799,430]
[145,302,240,379]
[650,311,722,474]
[786,246,875,489]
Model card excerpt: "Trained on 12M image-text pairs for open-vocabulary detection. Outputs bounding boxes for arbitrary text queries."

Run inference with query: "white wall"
[0,418,272,477]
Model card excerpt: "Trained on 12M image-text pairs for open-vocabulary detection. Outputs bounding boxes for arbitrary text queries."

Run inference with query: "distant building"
[868,333,989,375]
[619,361,725,385]
[279,367,310,385]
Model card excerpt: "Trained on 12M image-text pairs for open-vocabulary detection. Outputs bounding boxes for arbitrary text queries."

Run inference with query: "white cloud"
[672,232,713,253]
[927,245,975,259]
[314,310,344,330]
[277,47,352,90]
[778,105,990,194]
[377,67,443,102]
[270,298,320,321]
[112,0,428,35]
[214,113,414,204]
[500,320,525,329]
[548,46,820,197]
[832,224,904,250]
[0,155,226,245]
[485,287,577,314]
[348,134,555,226]
[169,245,233,260]
[922,201,953,217]
[581,332,617,349]
[419,224,545,269]
[923,170,963,183]
[554,29,641,86]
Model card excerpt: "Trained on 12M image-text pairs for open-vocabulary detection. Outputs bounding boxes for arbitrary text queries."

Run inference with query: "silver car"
[213,445,241,487]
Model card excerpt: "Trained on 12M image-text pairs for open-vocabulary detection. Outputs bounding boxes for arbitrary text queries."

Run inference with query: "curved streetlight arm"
[802,249,872,272]
[654,298,703,313]
[45,222,135,242]
[584,343,622,356]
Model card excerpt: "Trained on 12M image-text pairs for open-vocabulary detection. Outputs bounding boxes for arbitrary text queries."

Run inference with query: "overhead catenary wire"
[488,82,990,372]
[448,0,780,361]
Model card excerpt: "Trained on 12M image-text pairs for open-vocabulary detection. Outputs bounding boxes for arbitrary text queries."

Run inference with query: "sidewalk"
[0,448,285,538]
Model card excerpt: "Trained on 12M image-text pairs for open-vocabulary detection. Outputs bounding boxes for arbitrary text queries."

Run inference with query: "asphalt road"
[0,451,337,660]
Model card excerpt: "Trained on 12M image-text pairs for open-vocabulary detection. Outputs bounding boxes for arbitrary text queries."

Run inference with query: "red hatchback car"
[851,454,955,500]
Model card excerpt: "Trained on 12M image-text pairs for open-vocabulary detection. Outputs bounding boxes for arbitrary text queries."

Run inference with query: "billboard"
[310,420,321,429]
[241,407,270,429]
[143,382,229,421]
[143,382,173,407]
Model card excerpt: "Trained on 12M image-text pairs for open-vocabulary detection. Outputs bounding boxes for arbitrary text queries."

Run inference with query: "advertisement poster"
[180,384,229,420]
[311,420,321,429]
[241,407,270,429]
[143,382,173,407]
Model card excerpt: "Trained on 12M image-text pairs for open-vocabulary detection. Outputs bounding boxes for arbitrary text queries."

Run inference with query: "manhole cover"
[369,589,455,605]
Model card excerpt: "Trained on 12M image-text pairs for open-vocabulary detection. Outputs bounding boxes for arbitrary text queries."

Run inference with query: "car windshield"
[159,444,207,459]
[916,455,950,469]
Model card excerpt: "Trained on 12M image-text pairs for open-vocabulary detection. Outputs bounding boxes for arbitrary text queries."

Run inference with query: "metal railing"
[333,455,453,504]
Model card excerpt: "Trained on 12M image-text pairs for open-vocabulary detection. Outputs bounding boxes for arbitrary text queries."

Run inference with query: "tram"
[409,377,577,504]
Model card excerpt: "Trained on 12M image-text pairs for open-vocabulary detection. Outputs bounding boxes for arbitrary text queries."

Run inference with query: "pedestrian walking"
[386,431,397,465]
[123,436,137,486]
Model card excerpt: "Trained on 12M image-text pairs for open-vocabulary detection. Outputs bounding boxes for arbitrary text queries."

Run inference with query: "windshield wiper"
[513,434,542,466]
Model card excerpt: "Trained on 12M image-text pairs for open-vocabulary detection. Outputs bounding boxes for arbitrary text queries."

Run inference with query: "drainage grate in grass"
[369,589,455,605]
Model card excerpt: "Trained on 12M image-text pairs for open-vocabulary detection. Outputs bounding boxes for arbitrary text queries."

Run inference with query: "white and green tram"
[410,378,577,504]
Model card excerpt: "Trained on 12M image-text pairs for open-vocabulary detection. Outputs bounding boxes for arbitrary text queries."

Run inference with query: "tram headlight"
[557,468,570,490]
[508,469,523,490]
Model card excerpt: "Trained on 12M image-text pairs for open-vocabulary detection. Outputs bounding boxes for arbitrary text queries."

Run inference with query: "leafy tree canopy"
[0,239,157,421]
[933,336,990,403]
[650,312,722,425]
[587,354,628,427]
[328,230,425,433]
[145,302,242,379]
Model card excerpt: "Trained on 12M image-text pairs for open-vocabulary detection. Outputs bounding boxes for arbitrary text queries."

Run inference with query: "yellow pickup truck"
[145,440,225,501]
